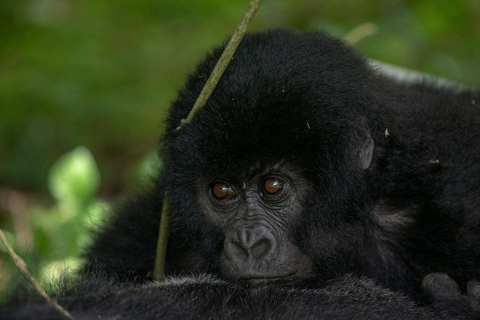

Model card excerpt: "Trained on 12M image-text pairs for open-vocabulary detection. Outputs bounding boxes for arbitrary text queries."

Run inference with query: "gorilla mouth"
[238,272,299,283]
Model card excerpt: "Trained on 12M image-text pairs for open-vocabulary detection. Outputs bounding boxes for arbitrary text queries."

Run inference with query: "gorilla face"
[167,117,375,281]
[198,165,314,279]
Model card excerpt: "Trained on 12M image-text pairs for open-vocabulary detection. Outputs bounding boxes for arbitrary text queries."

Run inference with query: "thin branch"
[153,0,266,282]
[344,22,378,45]
[176,0,265,131]
[153,192,169,281]
[0,229,75,320]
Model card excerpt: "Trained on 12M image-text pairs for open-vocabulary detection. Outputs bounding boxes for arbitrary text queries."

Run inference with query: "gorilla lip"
[235,272,299,283]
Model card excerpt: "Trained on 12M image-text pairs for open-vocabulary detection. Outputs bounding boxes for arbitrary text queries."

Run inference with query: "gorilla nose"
[224,228,275,262]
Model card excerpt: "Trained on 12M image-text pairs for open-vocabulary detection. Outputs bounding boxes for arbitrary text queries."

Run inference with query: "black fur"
[3,29,480,318]
[0,274,443,320]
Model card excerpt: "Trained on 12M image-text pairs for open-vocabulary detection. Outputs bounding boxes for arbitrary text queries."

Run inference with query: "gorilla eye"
[262,179,284,197]
[212,183,236,201]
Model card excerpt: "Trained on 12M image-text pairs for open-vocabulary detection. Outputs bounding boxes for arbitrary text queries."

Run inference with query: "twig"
[344,22,378,45]
[153,192,169,281]
[153,0,265,282]
[176,0,265,131]
[4,189,34,251]
[0,229,75,319]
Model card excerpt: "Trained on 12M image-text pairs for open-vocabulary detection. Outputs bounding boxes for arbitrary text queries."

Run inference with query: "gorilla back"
[87,29,480,299]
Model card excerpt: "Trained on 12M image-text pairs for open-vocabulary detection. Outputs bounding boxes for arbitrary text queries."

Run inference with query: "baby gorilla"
[152,29,479,296]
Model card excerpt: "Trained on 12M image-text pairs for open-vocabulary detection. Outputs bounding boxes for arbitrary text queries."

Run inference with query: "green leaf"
[48,146,100,204]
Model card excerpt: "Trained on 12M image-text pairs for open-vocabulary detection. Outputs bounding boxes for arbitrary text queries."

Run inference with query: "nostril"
[224,241,248,261]
[250,239,271,260]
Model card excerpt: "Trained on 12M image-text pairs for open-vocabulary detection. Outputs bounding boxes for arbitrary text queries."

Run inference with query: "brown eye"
[263,179,284,197]
[212,183,236,201]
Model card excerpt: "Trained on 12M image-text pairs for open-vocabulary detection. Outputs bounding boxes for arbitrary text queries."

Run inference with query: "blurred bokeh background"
[1,0,479,299]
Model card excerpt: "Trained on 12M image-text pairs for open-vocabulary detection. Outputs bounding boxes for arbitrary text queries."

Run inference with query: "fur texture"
[1,274,443,320]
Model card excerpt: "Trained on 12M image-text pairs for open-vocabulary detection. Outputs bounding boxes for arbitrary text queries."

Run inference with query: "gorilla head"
[162,29,378,281]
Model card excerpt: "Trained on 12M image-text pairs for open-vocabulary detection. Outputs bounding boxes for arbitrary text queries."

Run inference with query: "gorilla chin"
[220,257,313,282]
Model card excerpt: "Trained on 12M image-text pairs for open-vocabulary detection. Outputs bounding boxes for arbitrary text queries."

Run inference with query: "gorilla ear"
[358,131,374,170]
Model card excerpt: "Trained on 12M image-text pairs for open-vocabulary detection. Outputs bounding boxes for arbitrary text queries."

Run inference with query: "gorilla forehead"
[167,104,346,186]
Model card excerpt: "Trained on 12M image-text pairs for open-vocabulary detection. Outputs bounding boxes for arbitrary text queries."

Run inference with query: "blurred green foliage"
[0,147,106,301]
[0,0,479,298]
[0,146,160,299]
